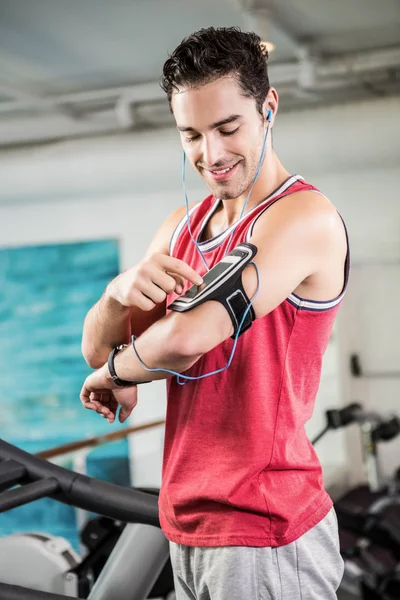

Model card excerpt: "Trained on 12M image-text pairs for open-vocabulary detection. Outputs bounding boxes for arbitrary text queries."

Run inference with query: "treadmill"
[0,438,170,600]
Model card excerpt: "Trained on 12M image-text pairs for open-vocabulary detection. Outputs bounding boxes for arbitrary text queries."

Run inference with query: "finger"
[104,398,118,422]
[129,287,157,311]
[91,392,115,413]
[106,398,118,423]
[138,278,168,304]
[94,402,111,417]
[118,405,132,424]
[170,274,185,294]
[83,401,98,411]
[151,271,183,295]
[158,255,203,286]
[82,387,106,408]
[110,397,119,415]
[88,397,102,410]
[90,392,110,402]
[81,385,95,408]
[97,398,112,411]
[80,386,111,415]
[100,409,112,420]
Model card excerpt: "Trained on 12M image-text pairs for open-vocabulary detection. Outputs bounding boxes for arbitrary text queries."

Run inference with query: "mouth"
[206,162,240,182]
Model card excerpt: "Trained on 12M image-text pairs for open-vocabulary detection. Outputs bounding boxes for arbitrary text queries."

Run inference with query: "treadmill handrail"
[0,582,81,600]
[0,438,159,527]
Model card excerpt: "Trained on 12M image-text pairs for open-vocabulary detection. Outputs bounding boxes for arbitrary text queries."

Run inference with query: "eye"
[185,134,201,143]
[220,127,240,137]
[185,126,240,143]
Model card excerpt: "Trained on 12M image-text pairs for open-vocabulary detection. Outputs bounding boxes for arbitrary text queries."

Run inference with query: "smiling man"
[81,27,348,599]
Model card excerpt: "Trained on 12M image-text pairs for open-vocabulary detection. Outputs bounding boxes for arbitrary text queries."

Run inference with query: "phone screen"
[183,259,238,300]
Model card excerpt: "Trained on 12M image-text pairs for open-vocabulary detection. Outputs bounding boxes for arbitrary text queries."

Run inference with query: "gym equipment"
[78,502,174,599]
[313,403,400,599]
[0,438,171,600]
[77,404,372,598]
[2,402,400,600]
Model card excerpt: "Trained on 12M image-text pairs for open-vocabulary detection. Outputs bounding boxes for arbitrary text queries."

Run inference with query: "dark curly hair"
[160,26,270,118]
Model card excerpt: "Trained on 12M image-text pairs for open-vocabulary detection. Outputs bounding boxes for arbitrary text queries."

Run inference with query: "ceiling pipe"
[0,47,398,146]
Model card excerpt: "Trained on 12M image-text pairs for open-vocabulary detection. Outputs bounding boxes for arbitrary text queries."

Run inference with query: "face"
[172,76,268,200]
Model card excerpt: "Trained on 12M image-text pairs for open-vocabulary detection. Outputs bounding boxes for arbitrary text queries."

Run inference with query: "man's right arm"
[81,204,202,369]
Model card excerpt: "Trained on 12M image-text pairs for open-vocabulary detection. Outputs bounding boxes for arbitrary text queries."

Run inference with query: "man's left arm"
[81,192,342,422]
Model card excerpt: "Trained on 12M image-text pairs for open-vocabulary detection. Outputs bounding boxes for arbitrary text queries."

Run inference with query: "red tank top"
[158,175,350,547]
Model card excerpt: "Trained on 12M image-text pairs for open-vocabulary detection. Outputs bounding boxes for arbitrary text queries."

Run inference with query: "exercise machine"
[313,403,400,599]
[0,437,172,600]
[2,403,400,600]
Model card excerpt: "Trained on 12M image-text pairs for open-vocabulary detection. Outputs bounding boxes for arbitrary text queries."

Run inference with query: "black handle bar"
[0,582,81,600]
[0,438,159,527]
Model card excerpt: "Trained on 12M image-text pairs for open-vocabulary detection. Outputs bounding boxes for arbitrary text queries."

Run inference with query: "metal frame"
[0,439,170,600]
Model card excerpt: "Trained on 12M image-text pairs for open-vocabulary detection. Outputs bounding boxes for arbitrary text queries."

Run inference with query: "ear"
[263,89,279,125]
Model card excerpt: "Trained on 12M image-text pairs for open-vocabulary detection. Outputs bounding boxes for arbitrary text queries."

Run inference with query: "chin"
[203,179,238,199]
[218,190,238,200]
[205,183,235,200]
[215,180,250,201]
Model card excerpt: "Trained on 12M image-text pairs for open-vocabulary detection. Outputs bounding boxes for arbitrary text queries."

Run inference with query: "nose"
[201,134,225,169]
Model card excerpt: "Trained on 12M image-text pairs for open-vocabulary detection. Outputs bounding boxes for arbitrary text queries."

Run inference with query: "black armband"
[168,243,257,339]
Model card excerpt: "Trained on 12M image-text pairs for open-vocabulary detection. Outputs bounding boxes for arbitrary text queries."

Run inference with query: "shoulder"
[162,199,202,233]
[144,203,195,256]
[249,189,346,263]
[252,190,342,241]
[169,194,214,224]
[150,196,214,257]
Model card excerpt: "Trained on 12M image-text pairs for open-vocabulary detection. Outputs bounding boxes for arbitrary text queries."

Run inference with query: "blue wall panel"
[0,240,130,550]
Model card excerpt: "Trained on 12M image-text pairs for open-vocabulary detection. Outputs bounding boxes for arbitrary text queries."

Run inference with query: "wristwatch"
[107,344,143,387]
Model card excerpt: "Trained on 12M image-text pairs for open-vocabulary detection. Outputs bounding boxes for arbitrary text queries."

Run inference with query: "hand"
[107,253,203,310]
[80,365,138,424]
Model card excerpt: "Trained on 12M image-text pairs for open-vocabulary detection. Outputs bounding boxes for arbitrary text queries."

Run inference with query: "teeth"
[212,165,234,175]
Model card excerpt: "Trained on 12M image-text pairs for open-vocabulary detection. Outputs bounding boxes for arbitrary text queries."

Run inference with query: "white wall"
[1,96,399,492]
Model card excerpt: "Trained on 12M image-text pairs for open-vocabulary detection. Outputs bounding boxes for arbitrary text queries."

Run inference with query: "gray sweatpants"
[169,507,344,599]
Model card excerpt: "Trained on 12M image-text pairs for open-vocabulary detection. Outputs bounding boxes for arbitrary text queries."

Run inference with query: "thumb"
[118,406,132,423]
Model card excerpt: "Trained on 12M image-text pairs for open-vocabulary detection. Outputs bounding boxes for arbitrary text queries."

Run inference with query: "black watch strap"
[107,345,139,387]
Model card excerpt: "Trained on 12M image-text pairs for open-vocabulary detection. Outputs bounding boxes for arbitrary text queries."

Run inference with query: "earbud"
[266,109,273,122]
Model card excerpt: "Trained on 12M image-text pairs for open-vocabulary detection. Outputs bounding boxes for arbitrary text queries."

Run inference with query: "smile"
[208,162,239,182]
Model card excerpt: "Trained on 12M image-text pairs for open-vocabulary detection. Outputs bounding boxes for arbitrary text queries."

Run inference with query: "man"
[81,27,348,599]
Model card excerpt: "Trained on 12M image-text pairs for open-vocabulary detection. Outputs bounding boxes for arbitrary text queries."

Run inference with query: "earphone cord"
[131,261,260,384]
[131,115,271,384]
[183,119,271,269]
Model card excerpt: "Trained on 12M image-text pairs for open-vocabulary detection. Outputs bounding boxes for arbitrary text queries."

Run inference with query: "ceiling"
[0,0,399,147]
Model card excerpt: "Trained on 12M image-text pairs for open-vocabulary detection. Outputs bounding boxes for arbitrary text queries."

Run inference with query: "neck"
[218,149,291,227]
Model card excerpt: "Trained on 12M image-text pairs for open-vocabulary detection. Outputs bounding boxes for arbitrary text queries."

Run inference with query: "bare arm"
[81,292,133,368]
[81,204,203,368]
[80,191,347,424]
[111,191,347,380]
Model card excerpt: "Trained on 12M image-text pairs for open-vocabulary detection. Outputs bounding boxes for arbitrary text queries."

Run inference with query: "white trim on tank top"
[169,202,201,256]
[170,178,349,311]
[286,190,350,310]
[244,188,349,311]
[169,175,303,256]
[197,174,303,253]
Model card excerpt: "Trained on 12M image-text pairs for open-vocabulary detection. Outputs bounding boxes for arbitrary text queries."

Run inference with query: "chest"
[197,206,229,244]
